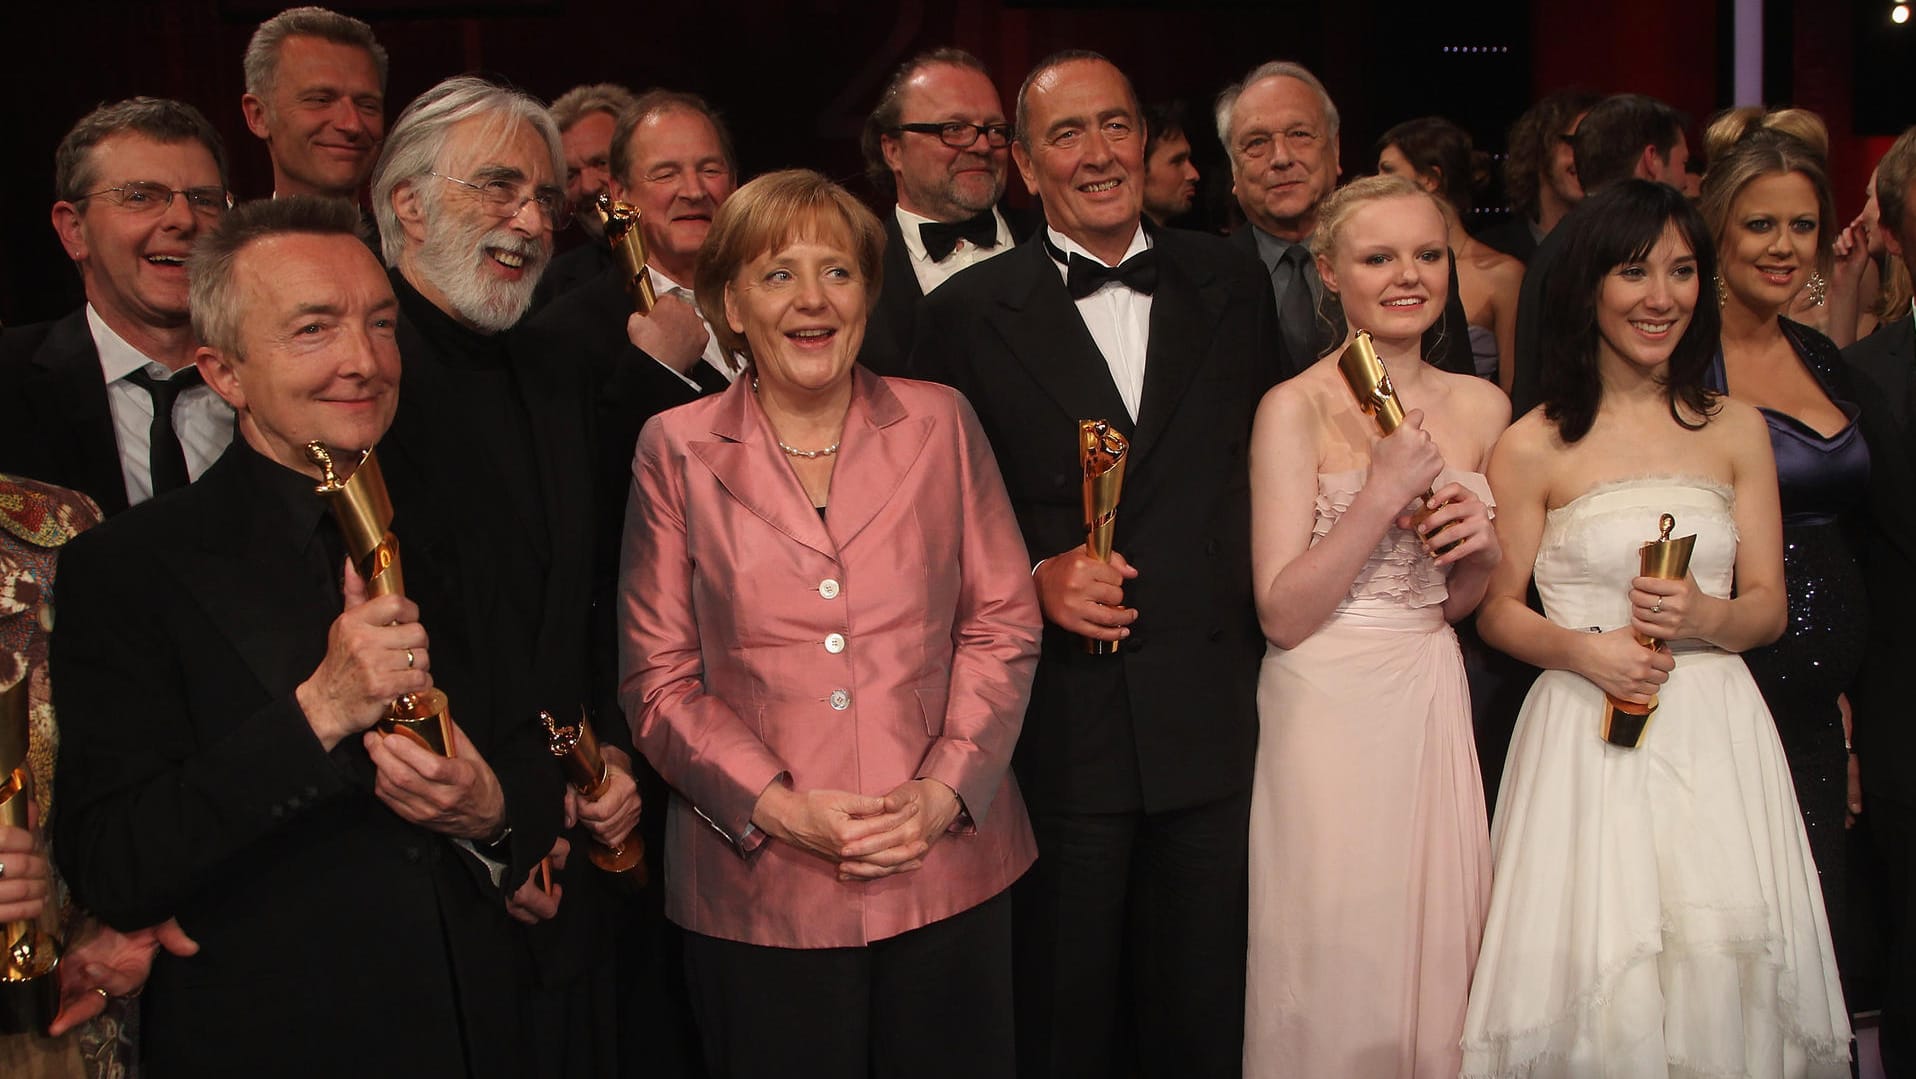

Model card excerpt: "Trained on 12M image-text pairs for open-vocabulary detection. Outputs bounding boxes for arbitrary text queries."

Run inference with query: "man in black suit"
[239,6,387,204]
[1845,124,1916,1079]
[532,82,639,308]
[858,47,1023,374]
[52,195,561,1077]
[1509,93,1690,416]
[1,98,236,515]
[1475,89,1599,265]
[911,50,1280,1079]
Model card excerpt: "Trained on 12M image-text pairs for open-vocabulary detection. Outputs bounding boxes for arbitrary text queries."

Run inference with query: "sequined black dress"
[1707,318,1870,955]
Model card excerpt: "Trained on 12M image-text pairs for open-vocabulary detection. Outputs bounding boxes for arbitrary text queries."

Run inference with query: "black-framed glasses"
[893,121,1013,149]
[80,181,232,217]
[431,171,572,231]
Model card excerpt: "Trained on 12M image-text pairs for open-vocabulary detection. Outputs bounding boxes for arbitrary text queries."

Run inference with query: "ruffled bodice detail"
[1312,468,1492,611]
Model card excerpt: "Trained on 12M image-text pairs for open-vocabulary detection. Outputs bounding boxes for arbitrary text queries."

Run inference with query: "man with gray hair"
[240,6,388,202]
[534,82,640,305]
[371,74,646,1070]
[51,194,555,1076]
[0,97,235,515]
[1216,59,1473,379]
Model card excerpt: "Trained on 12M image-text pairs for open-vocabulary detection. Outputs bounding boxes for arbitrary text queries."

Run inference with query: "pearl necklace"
[754,377,842,458]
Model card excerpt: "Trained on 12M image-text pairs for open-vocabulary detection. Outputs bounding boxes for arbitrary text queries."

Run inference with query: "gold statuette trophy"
[1079,419,1130,656]
[1336,330,1455,554]
[1,666,59,1033]
[1600,513,1697,748]
[306,442,453,757]
[541,711,646,884]
[595,192,656,315]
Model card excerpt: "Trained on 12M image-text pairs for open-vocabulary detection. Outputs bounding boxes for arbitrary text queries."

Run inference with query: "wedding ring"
[405,648,416,669]
[0,860,6,879]
[1651,600,1663,614]
[96,988,110,1003]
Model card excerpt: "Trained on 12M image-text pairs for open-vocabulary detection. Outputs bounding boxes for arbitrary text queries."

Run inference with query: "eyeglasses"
[80,181,232,217]
[1235,128,1324,161]
[893,121,1014,150]
[431,172,572,231]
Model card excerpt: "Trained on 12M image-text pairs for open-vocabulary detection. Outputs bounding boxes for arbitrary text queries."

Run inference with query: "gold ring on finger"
[405,648,416,669]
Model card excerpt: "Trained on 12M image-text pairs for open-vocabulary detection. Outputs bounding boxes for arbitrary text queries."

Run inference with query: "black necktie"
[1044,236,1159,300]
[1274,244,1332,376]
[123,366,202,495]
[919,211,1000,262]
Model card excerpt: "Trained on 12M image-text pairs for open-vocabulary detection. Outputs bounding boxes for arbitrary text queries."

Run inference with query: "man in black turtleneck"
[369,75,652,1074]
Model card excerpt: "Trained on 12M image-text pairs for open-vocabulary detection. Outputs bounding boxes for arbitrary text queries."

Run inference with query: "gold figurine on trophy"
[541,710,646,884]
[595,192,656,315]
[306,442,453,757]
[1336,330,1455,554]
[1079,419,1130,656]
[1600,513,1697,748]
[1,666,59,1034]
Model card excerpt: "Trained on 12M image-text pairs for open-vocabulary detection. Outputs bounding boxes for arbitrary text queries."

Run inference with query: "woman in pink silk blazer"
[618,170,1041,1078]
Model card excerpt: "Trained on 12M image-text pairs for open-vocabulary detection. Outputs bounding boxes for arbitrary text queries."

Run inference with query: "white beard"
[414,200,548,333]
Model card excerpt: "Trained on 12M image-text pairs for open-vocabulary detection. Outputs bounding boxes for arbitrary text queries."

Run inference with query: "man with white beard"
[368,75,646,1070]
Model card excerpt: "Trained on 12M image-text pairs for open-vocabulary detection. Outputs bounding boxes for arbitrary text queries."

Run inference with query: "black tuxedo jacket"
[0,309,131,515]
[1844,313,1916,808]
[910,228,1281,814]
[1229,225,1478,380]
[51,442,543,1077]
[861,206,1037,376]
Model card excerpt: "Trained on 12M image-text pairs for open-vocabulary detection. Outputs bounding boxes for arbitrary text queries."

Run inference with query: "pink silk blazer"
[619,368,1041,948]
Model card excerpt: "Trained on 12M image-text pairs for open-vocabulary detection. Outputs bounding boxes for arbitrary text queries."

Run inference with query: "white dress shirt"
[89,304,235,504]
[1045,225,1153,422]
[646,265,744,391]
[894,205,1015,294]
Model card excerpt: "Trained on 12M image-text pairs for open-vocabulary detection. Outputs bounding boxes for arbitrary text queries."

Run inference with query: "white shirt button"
[829,689,851,710]
[824,632,846,654]
[819,578,840,599]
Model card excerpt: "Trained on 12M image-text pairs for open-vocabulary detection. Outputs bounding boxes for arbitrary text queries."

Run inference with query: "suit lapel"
[690,379,837,559]
[163,451,333,697]
[1131,238,1219,464]
[26,311,129,514]
[822,370,931,549]
[985,239,1132,437]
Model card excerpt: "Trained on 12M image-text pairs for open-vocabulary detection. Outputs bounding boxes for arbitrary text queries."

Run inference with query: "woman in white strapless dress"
[1461,180,1850,1078]
[1244,176,1510,1078]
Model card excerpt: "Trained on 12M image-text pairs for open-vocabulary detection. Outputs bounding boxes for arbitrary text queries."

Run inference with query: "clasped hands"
[1372,410,1497,567]
[1579,573,1706,705]
[753,778,962,881]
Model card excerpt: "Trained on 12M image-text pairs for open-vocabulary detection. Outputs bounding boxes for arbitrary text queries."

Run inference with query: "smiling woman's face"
[724,230,869,399]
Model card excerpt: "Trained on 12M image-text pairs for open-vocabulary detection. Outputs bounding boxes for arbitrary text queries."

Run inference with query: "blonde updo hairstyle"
[1702,106,1829,165]
[1698,121,1837,287]
[1307,174,1452,356]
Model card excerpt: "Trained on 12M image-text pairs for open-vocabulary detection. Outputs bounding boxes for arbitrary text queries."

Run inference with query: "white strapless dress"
[1460,478,1850,1078]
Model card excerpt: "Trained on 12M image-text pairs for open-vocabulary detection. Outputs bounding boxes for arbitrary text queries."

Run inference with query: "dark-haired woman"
[1378,117,1523,389]
[1701,125,1869,967]
[1459,181,1850,1077]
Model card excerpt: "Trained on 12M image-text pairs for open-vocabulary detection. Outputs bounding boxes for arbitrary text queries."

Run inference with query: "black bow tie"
[919,211,1000,262]
[1045,236,1159,299]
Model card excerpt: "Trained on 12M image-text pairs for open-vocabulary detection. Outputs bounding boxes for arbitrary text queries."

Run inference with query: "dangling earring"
[1715,274,1727,306]
[1806,270,1828,308]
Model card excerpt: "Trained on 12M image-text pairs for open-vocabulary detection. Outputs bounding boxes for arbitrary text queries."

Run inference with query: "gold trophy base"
[379,689,452,756]
[589,841,647,881]
[0,955,59,1036]
[1600,698,1657,748]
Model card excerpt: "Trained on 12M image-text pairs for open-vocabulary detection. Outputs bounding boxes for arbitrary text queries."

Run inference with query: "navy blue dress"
[1707,317,1870,957]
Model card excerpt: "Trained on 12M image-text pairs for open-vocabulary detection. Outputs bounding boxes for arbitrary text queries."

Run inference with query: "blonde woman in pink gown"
[1244,175,1507,1078]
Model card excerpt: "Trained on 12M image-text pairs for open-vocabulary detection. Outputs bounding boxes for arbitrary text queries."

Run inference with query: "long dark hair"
[1376,116,1481,218]
[1539,180,1720,443]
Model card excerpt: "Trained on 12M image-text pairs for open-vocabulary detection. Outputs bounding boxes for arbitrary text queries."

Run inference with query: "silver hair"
[189,195,366,358]
[550,82,638,133]
[1213,60,1340,148]
[369,76,565,266]
[243,6,388,99]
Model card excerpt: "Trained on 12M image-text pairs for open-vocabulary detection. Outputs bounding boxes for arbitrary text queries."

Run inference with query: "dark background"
[3,0,1911,327]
